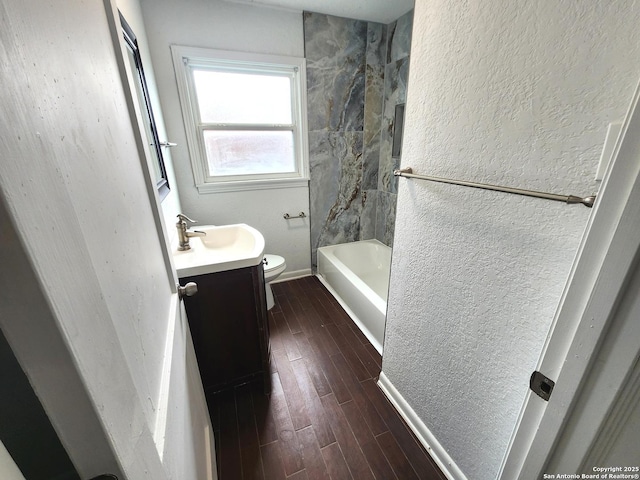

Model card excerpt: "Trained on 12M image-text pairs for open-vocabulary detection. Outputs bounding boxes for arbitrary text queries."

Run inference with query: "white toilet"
[263,254,286,310]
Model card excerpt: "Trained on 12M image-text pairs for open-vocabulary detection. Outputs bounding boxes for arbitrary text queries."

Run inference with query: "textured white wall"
[0,0,181,474]
[382,1,640,479]
[140,0,311,275]
[2,0,218,476]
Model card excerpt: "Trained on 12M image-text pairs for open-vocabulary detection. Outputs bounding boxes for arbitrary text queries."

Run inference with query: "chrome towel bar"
[394,167,596,208]
[283,212,307,219]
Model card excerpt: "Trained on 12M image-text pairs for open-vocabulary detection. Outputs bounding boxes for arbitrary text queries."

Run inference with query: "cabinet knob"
[178,282,198,300]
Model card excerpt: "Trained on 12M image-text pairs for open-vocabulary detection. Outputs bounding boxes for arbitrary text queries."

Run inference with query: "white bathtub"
[317,239,391,354]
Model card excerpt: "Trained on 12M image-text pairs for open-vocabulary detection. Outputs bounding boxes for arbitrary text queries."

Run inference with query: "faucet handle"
[177,213,196,224]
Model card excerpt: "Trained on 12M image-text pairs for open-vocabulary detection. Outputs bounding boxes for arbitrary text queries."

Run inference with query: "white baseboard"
[271,268,312,283]
[377,372,468,480]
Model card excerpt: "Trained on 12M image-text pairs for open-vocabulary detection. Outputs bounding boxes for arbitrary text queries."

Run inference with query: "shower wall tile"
[375,191,398,247]
[309,131,363,266]
[379,56,410,195]
[362,22,386,192]
[387,10,414,64]
[360,189,377,240]
[304,10,412,262]
[362,142,380,191]
[304,12,367,132]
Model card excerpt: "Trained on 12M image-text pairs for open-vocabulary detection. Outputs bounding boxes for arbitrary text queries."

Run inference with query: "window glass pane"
[203,130,295,176]
[193,70,293,124]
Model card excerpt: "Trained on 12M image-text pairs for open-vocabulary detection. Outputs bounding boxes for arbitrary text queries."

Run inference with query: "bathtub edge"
[316,274,383,355]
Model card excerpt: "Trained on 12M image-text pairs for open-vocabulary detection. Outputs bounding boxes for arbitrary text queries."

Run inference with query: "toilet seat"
[263,254,286,281]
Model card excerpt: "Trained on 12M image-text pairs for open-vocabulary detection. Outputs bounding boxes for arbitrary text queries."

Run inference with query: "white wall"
[140,0,311,276]
[382,1,640,479]
[1,0,210,477]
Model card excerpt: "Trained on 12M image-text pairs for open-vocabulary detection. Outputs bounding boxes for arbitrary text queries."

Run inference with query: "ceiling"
[221,0,414,24]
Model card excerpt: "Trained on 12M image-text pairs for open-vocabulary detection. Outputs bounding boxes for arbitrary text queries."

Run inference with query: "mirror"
[120,12,170,200]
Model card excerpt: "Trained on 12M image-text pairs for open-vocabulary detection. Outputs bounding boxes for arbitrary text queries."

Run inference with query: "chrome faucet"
[176,213,206,251]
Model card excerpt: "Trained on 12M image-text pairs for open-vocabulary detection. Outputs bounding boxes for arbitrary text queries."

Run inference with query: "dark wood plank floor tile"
[286,469,309,480]
[340,399,396,480]
[288,280,312,307]
[272,349,311,432]
[307,333,352,404]
[271,371,285,395]
[331,354,389,437]
[320,394,375,480]
[288,295,311,331]
[235,383,264,480]
[326,323,370,382]
[271,289,286,313]
[333,302,356,326]
[360,378,403,430]
[360,380,445,480]
[271,296,283,314]
[363,341,383,370]
[251,383,278,446]
[316,291,350,326]
[303,275,324,291]
[269,352,279,374]
[308,282,347,322]
[299,303,326,333]
[345,317,369,344]
[268,311,285,354]
[337,323,381,379]
[296,426,330,480]
[272,310,302,362]
[271,282,287,297]
[260,441,286,480]
[279,279,303,299]
[376,431,419,480]
[395,431,446,480]
[312,321,341,357]
[321,442,352,480]
[293,333,332,397]
[307,294,337,326]
[279,295,304,334]
[376,411,444,480]
[212,277,446,480]
[268,378,305,475]
[290,357,335,447]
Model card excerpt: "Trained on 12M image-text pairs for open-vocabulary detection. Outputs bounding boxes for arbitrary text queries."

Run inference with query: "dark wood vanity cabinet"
[180,264,270,394]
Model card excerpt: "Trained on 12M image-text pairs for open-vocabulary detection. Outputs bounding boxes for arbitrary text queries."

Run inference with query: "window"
[171,46,309,193]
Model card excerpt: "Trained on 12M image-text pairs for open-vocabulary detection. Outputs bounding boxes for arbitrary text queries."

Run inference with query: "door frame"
[499,78,640,478]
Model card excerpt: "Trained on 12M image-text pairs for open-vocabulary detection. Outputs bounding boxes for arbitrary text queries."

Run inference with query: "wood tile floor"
[207,276,446,480]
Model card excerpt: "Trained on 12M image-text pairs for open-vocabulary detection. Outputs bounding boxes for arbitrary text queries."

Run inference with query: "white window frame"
[171,45,309,193]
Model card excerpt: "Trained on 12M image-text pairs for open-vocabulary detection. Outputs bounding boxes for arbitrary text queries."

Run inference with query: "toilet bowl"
[263,254,286,310]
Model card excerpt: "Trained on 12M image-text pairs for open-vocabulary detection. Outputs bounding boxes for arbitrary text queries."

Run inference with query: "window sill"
[195,177,309,194]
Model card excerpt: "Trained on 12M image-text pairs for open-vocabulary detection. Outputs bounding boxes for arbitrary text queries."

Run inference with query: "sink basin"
[173,224,265,277]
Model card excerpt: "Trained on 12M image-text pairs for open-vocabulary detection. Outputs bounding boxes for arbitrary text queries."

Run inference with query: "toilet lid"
[264,254,286,276]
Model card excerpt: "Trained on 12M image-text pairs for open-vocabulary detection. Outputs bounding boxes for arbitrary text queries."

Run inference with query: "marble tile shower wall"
[305,10,413,267]
[377,11,412,246]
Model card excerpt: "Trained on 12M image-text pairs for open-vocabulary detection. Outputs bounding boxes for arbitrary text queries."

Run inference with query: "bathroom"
[2,1,640,479]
